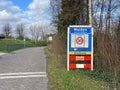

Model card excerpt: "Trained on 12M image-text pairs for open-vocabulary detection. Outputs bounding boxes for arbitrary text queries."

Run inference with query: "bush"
[36,41,48,46]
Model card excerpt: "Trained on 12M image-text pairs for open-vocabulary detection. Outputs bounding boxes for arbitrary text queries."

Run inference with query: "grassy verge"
[45,48,109,90]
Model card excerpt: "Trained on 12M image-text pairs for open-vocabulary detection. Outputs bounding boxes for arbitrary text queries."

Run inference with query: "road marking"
[0,72,46,76]
[0,72,47,79]
[0,75,47,79]
[0,53,6,56]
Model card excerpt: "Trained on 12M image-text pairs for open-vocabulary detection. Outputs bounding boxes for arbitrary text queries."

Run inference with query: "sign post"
[24,38,26,47]
[67,25,93,71]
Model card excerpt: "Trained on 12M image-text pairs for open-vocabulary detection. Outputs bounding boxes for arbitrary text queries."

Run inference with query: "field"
[0,38,33,52]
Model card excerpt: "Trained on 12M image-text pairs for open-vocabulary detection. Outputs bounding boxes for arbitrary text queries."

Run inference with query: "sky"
[0,0,52,35]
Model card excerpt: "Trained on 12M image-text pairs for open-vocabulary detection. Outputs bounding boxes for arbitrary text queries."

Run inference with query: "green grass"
[0,38,32,52]
[45,48,109,90]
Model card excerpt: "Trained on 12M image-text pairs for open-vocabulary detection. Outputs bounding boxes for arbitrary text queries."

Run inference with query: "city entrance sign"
[67,25,93,71]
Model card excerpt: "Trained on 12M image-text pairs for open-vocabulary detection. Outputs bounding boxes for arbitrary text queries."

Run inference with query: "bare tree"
[16,23,24,40]
[93,0,120,89]
[93,0,120,32]
[30,25,40,42]
[29,24,47,42]
[2,23,11,38]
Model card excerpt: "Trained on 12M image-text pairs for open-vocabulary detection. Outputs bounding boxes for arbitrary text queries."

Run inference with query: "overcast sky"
[0,0,52,35]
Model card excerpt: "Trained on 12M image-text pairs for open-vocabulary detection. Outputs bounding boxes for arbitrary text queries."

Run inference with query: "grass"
[45,48,109,90]
[0,38,32,52]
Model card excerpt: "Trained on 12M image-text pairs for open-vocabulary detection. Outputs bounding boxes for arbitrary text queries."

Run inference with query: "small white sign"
[49,36,52,42]
[24,39,26,41]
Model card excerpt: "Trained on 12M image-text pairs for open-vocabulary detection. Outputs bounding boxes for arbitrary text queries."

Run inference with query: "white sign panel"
[49,36,52,42]
[71,34,89,48]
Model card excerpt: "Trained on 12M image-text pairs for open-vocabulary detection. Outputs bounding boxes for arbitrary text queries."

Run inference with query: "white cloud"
[0,0,12,9]
[0,0,53,36]
[28,0,49,10]
[27,0,51,22]
[0,0,51,24]
[0,10,20,21]
[0,10,10,19]
[8,6,21,13]
[16,18,28,25]
[0,0,21,22]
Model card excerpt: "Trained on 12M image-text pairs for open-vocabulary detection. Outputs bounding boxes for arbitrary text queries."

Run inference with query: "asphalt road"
[0,47,48,90]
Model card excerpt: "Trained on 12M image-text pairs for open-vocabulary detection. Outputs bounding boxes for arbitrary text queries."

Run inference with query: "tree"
[93,0,120,32]
[29,24,47,42]
[50,0,120,89]
[2,23,11,38]
[30,25,40,42]
[57,0,88,42]
[16,23,24,40]
[0,34,5,39]
[92,1,120,89]
[50,0,61,27]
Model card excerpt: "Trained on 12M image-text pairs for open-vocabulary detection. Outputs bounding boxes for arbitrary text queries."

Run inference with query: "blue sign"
[68,26,93,52]
[67,25,93,71]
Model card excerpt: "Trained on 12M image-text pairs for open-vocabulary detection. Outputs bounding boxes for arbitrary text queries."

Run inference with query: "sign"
[76,35,84,45]
[49,36,52,41]
[71,34,88,48]
[67,25,93,71]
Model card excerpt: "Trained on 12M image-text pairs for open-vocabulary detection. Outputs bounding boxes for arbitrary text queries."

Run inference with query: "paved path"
[0,47,48,90]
